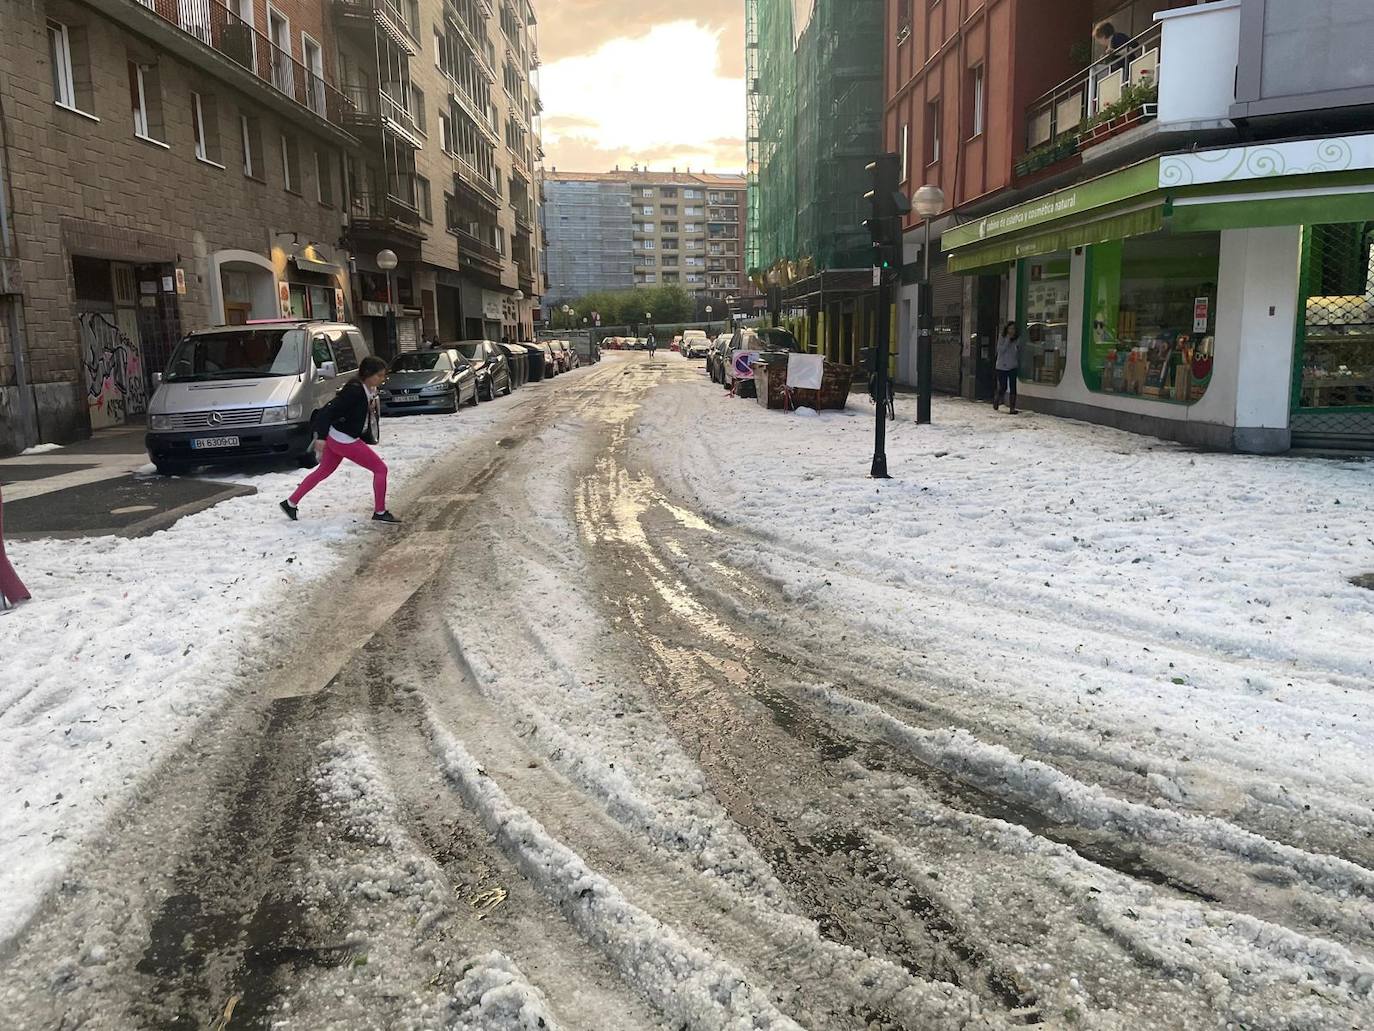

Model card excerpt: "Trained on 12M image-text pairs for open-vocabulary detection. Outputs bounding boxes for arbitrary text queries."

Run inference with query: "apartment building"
[334,0,544,354]
[893,0,1374,451]
[543,170,747,307]
[0,0,359,453]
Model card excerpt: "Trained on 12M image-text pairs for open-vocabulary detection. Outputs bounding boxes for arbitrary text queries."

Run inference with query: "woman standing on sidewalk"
[994,322,1022,415]
[281,356,400,523]
[0,483,30,609]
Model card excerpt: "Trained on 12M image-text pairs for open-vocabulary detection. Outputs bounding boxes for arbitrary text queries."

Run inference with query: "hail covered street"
[1,352,1371,1030]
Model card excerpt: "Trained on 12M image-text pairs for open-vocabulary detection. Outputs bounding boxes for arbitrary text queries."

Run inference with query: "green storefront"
[942,135,1374,451]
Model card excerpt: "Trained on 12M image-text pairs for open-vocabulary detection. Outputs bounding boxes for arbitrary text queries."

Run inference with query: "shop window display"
[1017,253,1071,385]
[1084,233,1219,403]
[1296,222,1374,410]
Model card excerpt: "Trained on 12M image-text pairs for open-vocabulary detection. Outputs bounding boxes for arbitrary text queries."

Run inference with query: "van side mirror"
[319,361,338,379]
[152,372,163,386]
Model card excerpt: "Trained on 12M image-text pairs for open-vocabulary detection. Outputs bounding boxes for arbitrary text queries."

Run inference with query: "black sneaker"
[372,510,400,523]
[280,500,298,521]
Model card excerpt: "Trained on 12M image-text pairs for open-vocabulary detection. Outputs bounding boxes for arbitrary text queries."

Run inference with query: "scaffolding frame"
[747,0,884,278]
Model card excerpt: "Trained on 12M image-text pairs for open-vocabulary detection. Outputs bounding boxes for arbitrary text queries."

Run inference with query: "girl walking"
[994,322,1022,414]
[281,356,400,523]
[0,483,30,610]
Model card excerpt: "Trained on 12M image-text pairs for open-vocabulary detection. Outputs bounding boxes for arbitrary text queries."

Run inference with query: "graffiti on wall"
[78,311,148,429]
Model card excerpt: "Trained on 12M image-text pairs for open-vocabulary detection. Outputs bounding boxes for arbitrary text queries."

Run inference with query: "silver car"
[145,320,369,476]
[379,348,477,415]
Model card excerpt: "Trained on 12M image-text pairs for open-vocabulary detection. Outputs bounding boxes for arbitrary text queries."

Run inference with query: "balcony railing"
[333,0,420,54]
[132,0,352,129]
[339,84,423,147]
[1023,21,1161,159]
[350,187,424,240]
[455,228,505,269]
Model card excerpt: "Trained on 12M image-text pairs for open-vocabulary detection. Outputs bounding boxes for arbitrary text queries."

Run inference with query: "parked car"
[522,340,552,382]
[682,329,711,359]
[557,340,579,370]
[145,320,369,476]
[453,340,512,400]
[498,342,530,389]
[547,341,569,373]
[707,337,731,383]
[721,326,804,394]
[379,348,477,415]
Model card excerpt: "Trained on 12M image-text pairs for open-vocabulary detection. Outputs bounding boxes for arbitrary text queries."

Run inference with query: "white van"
[144,320,370,476]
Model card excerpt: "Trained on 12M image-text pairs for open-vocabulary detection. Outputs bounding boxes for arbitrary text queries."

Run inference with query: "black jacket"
[313,379,378,443]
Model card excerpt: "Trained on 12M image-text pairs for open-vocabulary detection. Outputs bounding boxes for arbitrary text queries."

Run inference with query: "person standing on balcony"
[1094,20,1129,53]
[994,322,1022,415]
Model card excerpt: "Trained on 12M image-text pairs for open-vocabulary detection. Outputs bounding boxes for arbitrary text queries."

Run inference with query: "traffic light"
[863,153,911,270]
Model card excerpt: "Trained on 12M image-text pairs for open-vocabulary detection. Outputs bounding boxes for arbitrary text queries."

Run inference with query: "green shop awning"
[947,205,1163,273]
[1168,188,1374,233]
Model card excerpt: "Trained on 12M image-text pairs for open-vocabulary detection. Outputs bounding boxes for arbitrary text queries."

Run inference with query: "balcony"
[339,85,424,149]
[455,229,505,273]
[349,189,425,244]
[444,3,499,82]
[121,0,354,137]
[333,0,420,56]
[1017,3,1240,178]
[514,204,536,233]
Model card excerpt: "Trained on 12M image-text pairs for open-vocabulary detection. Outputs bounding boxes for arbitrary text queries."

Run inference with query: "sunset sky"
[539,2,747,175]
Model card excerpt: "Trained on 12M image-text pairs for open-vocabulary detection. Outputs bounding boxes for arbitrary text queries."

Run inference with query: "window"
[192,91,222,165]
[440,112,453,153]
[900,123,909,182]
[926,99,941,165]
[641,188,653,197]
[685,206,704,216]
[416,174,432,221]
[641,204,654,215]
[280,134,300,192]
[663,221,679,233]
[662,238,679,251]
[315,149,333,205]
[128,59,165,143]
[684,188,703,199]
[661,205,678,216]
[1016,252,1071,385]
[970,65,985,138]
[48,21,75,109]
[684,223,700,233]
[1084,232,1220,403]
[407,83,426,133]
[302,34,325,114]
[240,112,263,179]
[661,187,677,198]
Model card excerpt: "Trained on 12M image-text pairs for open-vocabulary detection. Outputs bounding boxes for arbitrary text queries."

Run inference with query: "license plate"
[390,395,421,403]
[191,435,240,450]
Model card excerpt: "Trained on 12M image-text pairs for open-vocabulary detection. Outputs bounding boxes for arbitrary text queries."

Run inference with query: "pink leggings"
[0,485,29,605]
[289,437,388,512]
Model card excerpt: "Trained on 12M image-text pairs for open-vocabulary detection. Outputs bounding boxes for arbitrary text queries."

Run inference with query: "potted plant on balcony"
[1081,79,1158,146]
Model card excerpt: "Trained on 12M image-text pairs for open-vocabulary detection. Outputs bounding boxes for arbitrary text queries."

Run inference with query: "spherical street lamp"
[912,185,946,218]
[376,249,398,271]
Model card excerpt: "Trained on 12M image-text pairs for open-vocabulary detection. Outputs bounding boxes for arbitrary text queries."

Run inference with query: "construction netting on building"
[747,0,884,280]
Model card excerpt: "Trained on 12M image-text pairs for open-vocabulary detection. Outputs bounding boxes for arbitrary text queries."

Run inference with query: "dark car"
[721,326,804,394]
[498,342,530,389]
[707,337,731,384]
[453,340,512,401]
[520,341,549,382]
[379,348,477,415]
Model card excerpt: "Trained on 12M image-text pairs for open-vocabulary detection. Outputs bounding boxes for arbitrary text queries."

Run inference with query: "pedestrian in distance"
[0,483,30,611]
[647,330,657,356]
[994,321,1022,415]
[280,356,400,524]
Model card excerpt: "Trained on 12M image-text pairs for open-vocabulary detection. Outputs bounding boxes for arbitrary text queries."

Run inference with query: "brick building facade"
[0,0,545,454]
[0,0,357,452]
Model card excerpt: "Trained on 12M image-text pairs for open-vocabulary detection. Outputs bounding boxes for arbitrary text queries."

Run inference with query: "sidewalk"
[0,427,254,539]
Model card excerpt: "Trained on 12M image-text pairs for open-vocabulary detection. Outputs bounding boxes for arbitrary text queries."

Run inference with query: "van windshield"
[164,328,306,382]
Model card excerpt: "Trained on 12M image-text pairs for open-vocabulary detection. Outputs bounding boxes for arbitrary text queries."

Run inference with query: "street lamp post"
[725,294,736,326]
[705,304,713,337]
[376,248,398,356]
[913,185,946,425]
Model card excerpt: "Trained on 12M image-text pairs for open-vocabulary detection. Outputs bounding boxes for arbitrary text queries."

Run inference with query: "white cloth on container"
[786,353,825,390]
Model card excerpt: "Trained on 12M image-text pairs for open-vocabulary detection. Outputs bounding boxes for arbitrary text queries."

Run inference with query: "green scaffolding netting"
[747,0,884,278]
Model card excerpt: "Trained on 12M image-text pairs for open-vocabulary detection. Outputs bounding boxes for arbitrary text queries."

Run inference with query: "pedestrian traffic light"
[863,153,911,268]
